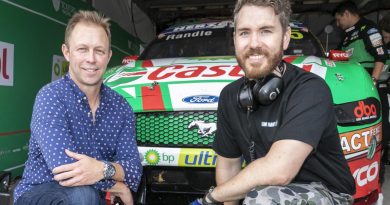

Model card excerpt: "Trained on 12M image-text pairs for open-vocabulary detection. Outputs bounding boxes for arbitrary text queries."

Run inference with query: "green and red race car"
[104,20,383,204]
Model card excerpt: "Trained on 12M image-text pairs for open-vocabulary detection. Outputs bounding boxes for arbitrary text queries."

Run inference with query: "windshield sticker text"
[166,30,213,40]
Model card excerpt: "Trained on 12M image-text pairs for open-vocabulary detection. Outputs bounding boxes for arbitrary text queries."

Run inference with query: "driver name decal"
[166,30,213,40]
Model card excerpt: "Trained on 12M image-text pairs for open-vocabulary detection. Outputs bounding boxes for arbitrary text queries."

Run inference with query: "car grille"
[136,111,217,147]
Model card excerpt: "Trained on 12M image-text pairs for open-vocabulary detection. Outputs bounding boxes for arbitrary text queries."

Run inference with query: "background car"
[104,20,382,205]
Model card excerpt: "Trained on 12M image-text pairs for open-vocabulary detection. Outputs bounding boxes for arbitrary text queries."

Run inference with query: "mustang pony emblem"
[188,120,217,137]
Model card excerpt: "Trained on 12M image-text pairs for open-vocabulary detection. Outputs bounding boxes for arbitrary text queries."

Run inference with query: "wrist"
[372,76,377,85]
[102,161,116,180]
[202,187,222,205]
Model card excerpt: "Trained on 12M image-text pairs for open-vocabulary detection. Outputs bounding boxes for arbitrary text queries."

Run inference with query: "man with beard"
[199,0,356,204]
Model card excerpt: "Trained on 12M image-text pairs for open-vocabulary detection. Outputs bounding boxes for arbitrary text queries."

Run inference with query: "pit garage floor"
[1,168,390,205]
[384,164,390,204]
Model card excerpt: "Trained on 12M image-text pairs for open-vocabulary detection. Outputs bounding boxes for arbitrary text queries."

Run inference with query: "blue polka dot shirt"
[14,74,142,202]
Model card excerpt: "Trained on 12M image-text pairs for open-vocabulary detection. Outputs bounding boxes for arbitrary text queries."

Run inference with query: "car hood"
[103,55,376,112]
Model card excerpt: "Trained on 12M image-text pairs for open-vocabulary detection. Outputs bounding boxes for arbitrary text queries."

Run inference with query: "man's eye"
[78,48,87,52]
[96,50,105,55]
[239,31,249,36]
[261,30,272,34]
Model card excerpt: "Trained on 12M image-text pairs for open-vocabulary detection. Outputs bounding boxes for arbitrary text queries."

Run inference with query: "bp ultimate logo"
[0,41,14,86]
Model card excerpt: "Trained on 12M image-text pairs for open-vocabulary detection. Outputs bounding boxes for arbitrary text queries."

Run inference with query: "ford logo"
[182,95,219,104]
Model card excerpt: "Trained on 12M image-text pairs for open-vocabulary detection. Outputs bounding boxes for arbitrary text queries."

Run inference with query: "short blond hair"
[64,10,111,47]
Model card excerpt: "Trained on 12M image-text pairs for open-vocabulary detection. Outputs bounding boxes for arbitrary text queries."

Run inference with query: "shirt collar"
[64,73,109,105]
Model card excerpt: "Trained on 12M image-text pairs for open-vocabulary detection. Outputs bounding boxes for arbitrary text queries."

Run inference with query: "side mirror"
[328,50,349,61]
[122,55,139,65]
[324,25,334,54]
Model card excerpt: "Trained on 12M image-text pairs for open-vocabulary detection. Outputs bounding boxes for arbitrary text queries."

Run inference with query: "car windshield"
[139,24,325,59]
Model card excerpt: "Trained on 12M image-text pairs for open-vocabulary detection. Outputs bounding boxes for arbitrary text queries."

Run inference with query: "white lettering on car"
[353,161,379,187]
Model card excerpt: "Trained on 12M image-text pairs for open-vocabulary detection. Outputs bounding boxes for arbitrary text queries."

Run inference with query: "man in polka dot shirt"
[14,10,142,205]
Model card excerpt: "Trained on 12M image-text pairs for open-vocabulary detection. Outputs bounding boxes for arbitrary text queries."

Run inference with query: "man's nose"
[86,50,96,63]
[250,33,262,49]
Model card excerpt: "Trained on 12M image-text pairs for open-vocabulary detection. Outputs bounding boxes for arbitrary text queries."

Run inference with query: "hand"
[52,149,104,186]
[109,182,133,205]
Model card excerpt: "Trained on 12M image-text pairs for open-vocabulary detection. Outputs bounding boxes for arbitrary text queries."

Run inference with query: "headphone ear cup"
[253,75,283,105]
[237,81,258,111]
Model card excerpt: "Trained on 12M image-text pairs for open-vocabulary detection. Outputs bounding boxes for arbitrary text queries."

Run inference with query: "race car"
[103,20,383,204]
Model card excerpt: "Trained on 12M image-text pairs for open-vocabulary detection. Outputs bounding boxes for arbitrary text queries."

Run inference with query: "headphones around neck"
[237,68,284,112]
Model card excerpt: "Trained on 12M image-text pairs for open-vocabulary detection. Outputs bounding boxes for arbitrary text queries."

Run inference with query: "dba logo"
[182,95,219,104]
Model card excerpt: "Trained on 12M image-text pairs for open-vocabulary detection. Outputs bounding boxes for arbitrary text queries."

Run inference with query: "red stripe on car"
[141,85,165,111]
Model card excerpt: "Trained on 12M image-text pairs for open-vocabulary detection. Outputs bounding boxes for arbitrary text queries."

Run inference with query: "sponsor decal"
[369,33,383,47]
[348,151,381,199]
[52,0,61,11]
[145,149,160,165]
[329,50,349,61]
[334,98,381,125]
[122,56,137,65]
[346,48,354,57]
[335,73,344,81]
[367,28,378,35]
[339,123,381,158]
[182,95,219,104]
[350,31,359,40]
[165,30,213,40]
[138,147,178,166]
[169,83,228,110]
[51,55,68,82]
[366,135,377,159]
[354,101,378,121]
[325,59,336,67]
[188,121,217,137]
[290,29,303,40]
[53,0,76,17]
[178,148,217,167]
[376,47,384,55]
[166,21,232,33]
[0,41,14,86]
[148,65,243,81]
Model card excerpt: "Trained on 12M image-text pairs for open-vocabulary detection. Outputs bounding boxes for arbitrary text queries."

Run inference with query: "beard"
[236,42,284,79]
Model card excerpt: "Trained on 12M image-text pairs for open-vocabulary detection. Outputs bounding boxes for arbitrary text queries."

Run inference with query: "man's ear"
[62,44,70,61]
[283,27,291,50]
[344,10,352,18]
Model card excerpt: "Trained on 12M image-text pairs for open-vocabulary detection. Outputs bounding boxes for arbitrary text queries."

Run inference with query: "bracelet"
[202,187,222,205]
